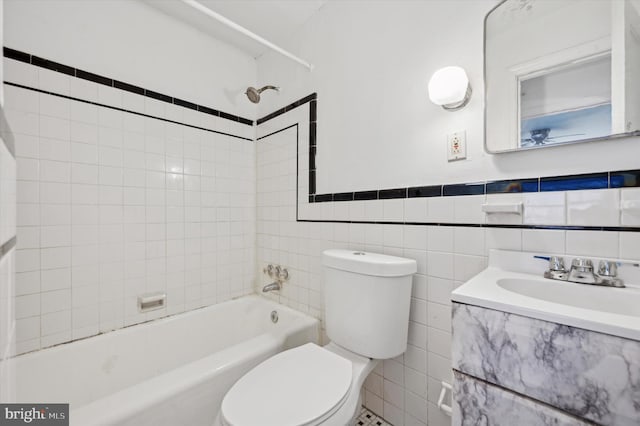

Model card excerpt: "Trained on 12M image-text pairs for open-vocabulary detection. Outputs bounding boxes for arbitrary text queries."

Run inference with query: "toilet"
[218,249,417,426]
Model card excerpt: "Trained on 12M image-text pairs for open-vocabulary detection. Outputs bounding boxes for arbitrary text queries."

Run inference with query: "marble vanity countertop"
[452,250,640,341]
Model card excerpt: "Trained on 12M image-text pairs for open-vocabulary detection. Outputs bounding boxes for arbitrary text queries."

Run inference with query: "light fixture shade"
[428,66,472,110]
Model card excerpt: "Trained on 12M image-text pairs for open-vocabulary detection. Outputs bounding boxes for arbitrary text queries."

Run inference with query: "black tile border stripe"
[0,107,15,157]
[5,82,253,142]
[256,93,317,125]
[309,170,640,203]
[308,169,640,203]
[0,236,17,261]
[255,94,640,232]
[256,92,640,210]
[3,47,254,126]
[296,220,640,232]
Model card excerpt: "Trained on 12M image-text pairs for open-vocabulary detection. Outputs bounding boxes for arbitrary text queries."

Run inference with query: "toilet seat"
[220,343,353,426]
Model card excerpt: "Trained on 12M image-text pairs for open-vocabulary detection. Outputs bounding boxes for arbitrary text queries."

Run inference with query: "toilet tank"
[322,249,417,359]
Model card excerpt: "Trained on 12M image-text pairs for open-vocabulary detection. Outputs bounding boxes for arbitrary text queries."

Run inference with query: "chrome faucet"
[262,281,281,292]
[262,264,289,292]
[535,256,626,288]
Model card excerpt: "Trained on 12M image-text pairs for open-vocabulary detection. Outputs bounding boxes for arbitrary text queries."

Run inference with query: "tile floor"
[353,407,393,426]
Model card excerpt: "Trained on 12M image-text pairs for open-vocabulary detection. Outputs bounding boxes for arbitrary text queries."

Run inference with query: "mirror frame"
[483,0,640,154]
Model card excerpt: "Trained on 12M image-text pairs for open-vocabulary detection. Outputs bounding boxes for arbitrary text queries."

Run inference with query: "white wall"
[256,0,640,194]
[4,0,257,118]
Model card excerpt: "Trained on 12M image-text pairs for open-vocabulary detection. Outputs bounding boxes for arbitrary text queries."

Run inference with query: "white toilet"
[218,249,417,426]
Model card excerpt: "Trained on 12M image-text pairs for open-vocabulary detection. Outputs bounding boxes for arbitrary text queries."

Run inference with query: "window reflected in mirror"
[519,55,612,147]
[485,0,640,153]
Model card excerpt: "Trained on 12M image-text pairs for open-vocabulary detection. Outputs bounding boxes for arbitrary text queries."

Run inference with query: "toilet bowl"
[218,250,417,426]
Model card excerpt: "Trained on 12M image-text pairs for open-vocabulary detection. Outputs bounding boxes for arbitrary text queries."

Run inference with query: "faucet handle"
[278,267,289,281]
[598,260,618,277]
[548,256,565,272]
[534,255,566,271]
[264,264,276,278]
[571,258,593,271]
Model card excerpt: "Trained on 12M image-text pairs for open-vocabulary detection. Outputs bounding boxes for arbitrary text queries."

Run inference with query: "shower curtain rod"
[181,0,314,71]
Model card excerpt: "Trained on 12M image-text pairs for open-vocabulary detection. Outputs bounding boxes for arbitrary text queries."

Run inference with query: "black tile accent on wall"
[314,193,333,202]
[256,93,318,125]
[173,98,199,111]
[486,178,539,194]
[354,190,379,201]
[408,185,441,198]
[540,173,608,192]
[309,146,316,171]
[443,183,485,196]
[310,99,317,122]
[379,188,407,199]
[76,69,112,86]
[333,192,355,202]
[113,80,145,95]
[610,170,640,188]
[31,55,75,76]
[197,105,220,116]
[3,47,254,126]
[146,89,173,103]
[3,47,30,63]
[309,170,316,195]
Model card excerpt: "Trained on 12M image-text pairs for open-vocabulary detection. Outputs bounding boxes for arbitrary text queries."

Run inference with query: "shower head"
[245,85,279,103]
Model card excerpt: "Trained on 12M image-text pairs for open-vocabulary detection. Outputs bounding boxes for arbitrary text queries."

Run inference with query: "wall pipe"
[181,0,314,71]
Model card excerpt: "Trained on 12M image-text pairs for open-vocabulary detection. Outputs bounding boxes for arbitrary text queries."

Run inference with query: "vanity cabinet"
[451,303,640,426]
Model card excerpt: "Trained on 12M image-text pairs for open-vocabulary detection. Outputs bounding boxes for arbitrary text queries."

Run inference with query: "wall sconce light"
[428,66,472,111]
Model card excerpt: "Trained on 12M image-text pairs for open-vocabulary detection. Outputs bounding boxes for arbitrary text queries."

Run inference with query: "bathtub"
[9,295,319,426]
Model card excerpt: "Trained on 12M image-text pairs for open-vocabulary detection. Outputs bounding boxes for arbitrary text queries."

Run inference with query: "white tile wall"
[5,59,256,354]
[256,107,640,426]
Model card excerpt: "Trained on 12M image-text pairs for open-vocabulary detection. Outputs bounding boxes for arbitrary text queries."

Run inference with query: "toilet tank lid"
[322,249,417,277]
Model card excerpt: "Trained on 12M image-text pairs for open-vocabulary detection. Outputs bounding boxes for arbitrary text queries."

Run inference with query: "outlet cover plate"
[447,130,467,161]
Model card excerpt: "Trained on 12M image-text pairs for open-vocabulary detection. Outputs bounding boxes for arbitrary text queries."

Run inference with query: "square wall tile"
[453,195,485,224]
[522,229,565,254]
[621,188,640,226]
[565,230,619,258]
[524,192,565,225]
[567,189,619,226]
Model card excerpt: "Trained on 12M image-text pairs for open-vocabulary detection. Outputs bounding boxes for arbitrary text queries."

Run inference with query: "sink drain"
[270,310,279,323]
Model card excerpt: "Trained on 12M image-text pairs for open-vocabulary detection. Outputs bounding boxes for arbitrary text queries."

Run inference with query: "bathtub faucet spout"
[262,281,281,292]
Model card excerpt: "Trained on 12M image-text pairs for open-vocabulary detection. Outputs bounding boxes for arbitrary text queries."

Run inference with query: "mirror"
[485,0,640,153]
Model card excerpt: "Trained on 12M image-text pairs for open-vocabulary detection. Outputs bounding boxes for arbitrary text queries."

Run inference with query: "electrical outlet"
[447,130,467,161]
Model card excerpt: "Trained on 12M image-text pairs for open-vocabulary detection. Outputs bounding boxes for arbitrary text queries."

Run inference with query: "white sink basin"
[452,250,640,341]
[497,278,640,317]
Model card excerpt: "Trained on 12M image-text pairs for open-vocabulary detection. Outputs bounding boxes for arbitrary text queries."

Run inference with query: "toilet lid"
[221,343,353,426]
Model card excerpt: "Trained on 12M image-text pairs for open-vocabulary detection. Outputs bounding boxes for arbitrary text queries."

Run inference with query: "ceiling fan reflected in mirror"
[521,128,586,146]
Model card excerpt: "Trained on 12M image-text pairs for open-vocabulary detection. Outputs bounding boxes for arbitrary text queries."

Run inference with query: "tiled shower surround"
[5,56,256,354]
[255,101,640,426]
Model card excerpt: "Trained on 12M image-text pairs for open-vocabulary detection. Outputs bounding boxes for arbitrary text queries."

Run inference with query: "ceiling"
[143,0,326,58]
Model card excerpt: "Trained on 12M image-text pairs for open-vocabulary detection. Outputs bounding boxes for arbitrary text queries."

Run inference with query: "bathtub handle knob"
[276,266,289,281]
[264,264,276,278]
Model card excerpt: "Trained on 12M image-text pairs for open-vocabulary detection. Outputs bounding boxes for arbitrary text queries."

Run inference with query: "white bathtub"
[9,295,319,426]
